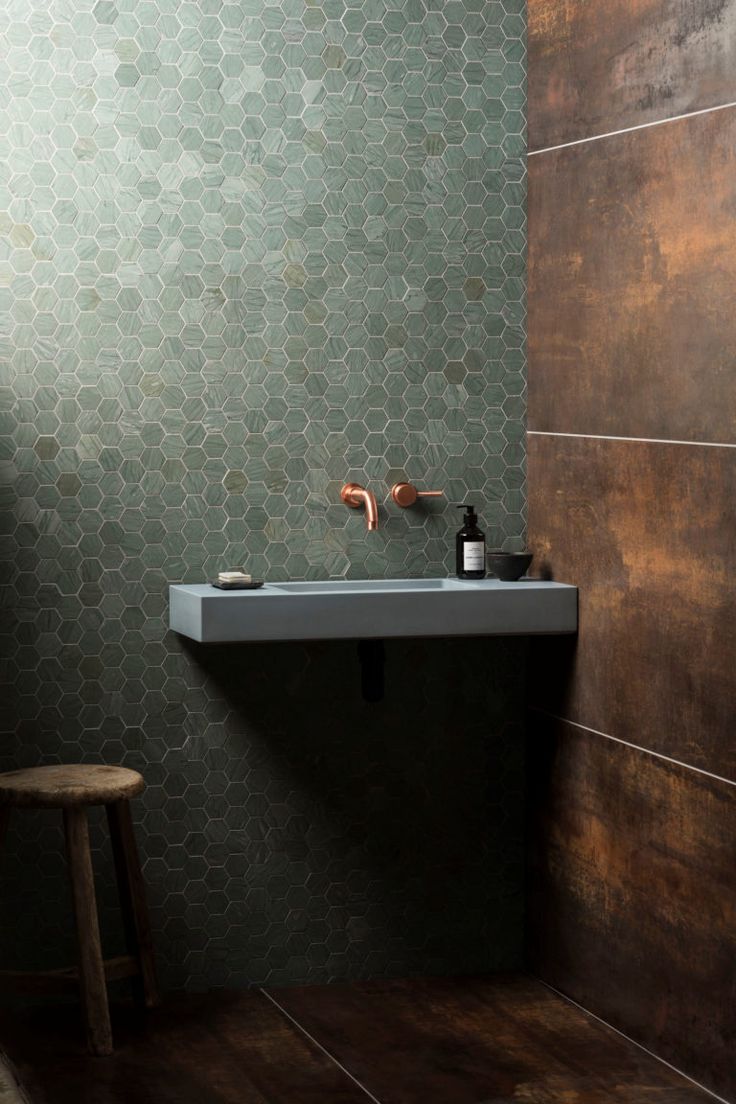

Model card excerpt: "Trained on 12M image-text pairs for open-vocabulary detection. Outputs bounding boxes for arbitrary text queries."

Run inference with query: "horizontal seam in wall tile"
[533,977,733,1104]
[530,708,736,789]
[527,430,736,450]
[528,98,736,156]
[259,989,384,1104]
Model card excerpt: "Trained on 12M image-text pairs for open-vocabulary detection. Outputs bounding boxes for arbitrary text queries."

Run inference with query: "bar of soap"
[218,570,252,583]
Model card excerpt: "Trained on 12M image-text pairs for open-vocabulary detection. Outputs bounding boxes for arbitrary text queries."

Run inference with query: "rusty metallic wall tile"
[528,6,736,1094]
[529,108,736,443]
[526,714,736,1101]
[527,433,736,780]
[529,0,736,150]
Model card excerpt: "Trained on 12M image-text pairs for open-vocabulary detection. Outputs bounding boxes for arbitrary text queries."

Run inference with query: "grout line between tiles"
[530,708,736,789]
[534,977,733,1104]
[528,430,736,450]
[260,988,384,1104]
[528,98,736,156]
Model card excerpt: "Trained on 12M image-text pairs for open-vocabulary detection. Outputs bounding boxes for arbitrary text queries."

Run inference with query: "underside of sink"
[169,578,578,644]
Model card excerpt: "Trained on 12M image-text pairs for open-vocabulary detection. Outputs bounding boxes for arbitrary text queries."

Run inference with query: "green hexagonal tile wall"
[0,0,527,987]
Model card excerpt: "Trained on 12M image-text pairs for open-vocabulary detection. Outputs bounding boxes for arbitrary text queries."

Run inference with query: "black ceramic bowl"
[487,551,533,581]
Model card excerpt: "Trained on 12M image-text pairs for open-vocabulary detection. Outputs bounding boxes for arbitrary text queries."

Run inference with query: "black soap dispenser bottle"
[456,504,486,579]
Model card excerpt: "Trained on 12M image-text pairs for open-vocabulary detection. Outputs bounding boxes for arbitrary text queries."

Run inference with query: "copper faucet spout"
[363,490,379,530]
[341,483,379,530]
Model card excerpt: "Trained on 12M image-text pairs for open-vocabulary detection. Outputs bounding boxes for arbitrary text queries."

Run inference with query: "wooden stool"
[0,764,160,1056]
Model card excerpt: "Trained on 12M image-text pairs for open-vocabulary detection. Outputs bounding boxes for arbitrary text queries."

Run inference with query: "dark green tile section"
[0,0,527,986]
[1,639,526,988]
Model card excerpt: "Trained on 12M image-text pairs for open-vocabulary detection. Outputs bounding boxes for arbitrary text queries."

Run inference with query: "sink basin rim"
[265,578,495,594]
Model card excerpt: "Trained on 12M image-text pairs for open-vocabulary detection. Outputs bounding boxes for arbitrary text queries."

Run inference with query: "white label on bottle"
[463,542,485,571]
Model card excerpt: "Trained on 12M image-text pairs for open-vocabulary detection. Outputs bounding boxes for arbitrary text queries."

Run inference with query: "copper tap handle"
[390,482,444,508]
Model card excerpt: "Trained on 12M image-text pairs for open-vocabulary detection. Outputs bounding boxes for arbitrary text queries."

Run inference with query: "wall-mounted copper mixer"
[390,482,444,508]
[341,483,379,530]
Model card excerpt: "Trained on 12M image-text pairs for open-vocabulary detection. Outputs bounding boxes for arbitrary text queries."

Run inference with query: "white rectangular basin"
[270,579,457,593]
[169,578,577,643]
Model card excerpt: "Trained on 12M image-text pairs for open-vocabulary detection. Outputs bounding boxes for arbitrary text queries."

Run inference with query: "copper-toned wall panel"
[529,0,736,150]
[528,2,736,1093]
[528,433,736,780]
[529,108,736,442]
[527,714,736,1100]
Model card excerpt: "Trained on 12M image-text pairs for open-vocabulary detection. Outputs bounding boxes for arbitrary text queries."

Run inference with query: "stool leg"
[106,800,160,1009]
[63,807,113,1057]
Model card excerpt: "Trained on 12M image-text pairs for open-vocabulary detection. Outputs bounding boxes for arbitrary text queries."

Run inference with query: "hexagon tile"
[0,0,527,988]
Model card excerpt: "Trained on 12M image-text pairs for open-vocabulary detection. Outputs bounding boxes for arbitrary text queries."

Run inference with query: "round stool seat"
[0,764,144,809]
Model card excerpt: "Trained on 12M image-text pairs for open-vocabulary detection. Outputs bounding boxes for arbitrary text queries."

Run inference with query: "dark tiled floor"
[0,975,715,1104]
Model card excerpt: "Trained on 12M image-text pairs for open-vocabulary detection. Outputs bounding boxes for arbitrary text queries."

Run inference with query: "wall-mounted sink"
[169,578,577,644]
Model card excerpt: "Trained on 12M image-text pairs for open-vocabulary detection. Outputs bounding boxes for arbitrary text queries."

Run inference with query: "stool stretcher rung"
[0,955,138,995]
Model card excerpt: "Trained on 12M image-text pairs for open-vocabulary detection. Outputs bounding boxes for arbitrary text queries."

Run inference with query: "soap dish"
[210,580,264,590]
